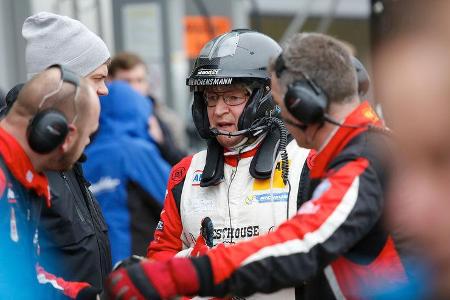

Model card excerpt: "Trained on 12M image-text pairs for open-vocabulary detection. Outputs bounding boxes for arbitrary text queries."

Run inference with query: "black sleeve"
[127,181,163,257]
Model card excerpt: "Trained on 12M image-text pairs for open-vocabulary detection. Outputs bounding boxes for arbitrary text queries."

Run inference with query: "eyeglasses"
[204,91,249,107]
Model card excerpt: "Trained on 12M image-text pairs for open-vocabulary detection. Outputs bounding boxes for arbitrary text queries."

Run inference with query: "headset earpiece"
[238,88,261,131]
[26,64,80,154]
[284,80,328,125]
[27,109,69,154]
[276,53,328,125]
[191,92,212,139]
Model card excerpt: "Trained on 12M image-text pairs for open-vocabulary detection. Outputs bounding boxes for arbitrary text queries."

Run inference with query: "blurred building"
[0,0,371,148]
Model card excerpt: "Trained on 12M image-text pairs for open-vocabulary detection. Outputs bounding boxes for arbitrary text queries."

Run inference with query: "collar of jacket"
[223,134,265,167]
[0,127,51,206]
[311,101,383,179]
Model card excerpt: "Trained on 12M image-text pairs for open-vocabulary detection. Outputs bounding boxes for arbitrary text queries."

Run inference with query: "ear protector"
[237,84,277,132]
[274,54,328,125]
[26,64,81,154]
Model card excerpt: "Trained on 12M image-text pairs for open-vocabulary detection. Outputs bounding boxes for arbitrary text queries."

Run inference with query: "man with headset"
[0,66,101,299]
[106,33,409,300]
[21,11,112,295]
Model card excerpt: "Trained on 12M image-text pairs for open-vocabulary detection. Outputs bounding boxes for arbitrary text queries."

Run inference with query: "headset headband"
[38,64,81,124]
[274,54,321,95]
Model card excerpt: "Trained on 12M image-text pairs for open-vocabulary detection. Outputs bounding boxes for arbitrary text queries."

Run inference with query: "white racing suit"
[148,137,309,299]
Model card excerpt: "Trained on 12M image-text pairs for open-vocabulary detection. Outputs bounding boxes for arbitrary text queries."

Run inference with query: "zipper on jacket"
[61,172,85,222]
[84,184,108,284]
[226,155,239,244]
[73,163,110,285]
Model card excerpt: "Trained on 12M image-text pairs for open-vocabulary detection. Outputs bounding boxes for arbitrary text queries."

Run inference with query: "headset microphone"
[210,125,268,137]
[210,127,251,137]
[200,217,214,248]
[210,118,273,138]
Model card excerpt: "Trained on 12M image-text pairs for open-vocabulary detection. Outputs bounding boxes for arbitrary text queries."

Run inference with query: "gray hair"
[271,33,358,105]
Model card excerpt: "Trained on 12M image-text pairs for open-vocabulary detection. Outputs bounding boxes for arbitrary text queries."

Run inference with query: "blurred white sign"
[122,2,164,100]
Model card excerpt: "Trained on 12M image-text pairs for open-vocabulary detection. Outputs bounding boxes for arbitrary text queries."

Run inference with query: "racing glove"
[105,257,199,300]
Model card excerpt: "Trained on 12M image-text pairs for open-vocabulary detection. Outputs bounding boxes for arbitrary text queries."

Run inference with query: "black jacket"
[39,162,112,293]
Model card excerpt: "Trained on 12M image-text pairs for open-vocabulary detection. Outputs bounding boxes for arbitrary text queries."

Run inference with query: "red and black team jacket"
[191,102,408,299]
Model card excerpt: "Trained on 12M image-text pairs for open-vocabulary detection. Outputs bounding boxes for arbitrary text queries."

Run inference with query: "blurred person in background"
[108,52,188,165]
[83,81,170,265]
[375,0,450,298]
[0,88,5,111]
[0,66,101,299]
[147,29,309,299]
[20,11,112,296]
[106,32,409,300]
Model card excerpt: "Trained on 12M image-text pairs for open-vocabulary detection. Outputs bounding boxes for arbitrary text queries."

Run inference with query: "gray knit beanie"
[22,12,110,79]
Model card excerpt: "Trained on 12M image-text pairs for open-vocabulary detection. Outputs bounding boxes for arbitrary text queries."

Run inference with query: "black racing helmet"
[187,29,282,139]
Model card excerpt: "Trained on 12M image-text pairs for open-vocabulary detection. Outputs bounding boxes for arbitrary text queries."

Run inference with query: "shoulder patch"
[172,167,186,182]
[169,155,193,187]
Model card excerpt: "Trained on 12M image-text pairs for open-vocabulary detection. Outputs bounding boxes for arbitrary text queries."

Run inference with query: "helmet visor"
[200,32,239,59]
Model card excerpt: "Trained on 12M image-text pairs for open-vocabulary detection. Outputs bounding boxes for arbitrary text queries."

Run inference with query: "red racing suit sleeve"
[147,156,193,261]
[191,156,407,298]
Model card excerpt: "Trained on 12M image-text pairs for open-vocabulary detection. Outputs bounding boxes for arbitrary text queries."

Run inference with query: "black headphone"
[26,64,81,154]
[274,54,328,126]
[275,54,369,128]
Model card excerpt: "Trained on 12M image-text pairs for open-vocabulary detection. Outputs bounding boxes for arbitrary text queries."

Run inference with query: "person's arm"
[147,156,193,261]
[106,156,405,299]
[194,157,385,296]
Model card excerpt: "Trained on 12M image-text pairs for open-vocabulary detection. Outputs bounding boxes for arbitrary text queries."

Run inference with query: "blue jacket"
[84,81,170,264]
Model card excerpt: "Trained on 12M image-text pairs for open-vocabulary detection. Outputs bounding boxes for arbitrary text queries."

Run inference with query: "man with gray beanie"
[16,11,112,298]
[23,11,110,96]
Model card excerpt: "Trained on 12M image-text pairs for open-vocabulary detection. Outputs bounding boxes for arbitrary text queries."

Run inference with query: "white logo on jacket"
[89,177,121,195]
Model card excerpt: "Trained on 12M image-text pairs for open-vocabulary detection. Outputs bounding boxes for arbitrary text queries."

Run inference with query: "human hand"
[105,258,199,300]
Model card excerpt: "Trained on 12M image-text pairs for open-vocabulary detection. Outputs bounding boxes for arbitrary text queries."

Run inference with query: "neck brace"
[200,127,284,187]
